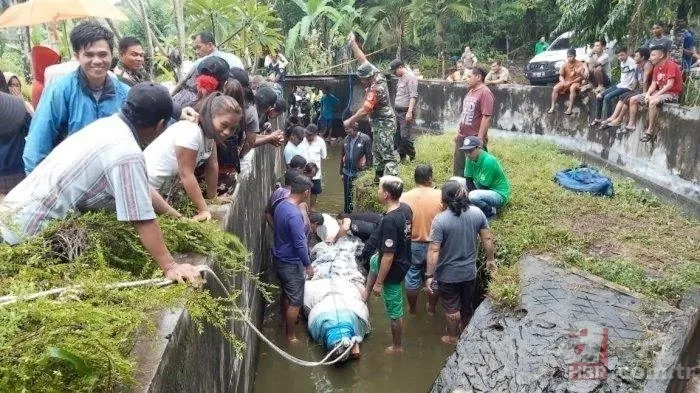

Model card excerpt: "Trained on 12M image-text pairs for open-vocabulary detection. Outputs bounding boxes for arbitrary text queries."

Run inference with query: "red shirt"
[458,85,494,137]
[652,60,682,96]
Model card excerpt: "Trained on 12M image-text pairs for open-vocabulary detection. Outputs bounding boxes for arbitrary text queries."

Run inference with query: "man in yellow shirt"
[399,164,443,314]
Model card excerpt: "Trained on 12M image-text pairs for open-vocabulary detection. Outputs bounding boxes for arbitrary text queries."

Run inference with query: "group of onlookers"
[550,22,695,143]
[268,30,512,351]
[0,21,293,286]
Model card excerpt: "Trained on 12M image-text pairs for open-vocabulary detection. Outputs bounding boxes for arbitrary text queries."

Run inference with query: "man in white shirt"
[304,124,327,209]
[192,31,244,70]
[309,212,340,243]
[591,46,638,125]
[0,83,201,284]
[583,38,612,93]
[283,126,309,165]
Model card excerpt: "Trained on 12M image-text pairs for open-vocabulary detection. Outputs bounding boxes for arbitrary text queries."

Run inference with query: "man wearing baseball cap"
[389,59,418,162]
[343,33,399,183]
[460,136,510,218]
[0,82,202,284]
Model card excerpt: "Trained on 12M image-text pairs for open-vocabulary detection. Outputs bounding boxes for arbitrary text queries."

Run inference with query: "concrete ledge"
[413,81,700,210]
[130,145,283,393]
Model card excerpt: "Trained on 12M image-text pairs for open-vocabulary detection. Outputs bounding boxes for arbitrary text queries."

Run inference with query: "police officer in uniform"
[343,33,400,182]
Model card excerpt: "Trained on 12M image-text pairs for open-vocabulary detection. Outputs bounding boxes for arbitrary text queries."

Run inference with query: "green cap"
[356,62,378,78]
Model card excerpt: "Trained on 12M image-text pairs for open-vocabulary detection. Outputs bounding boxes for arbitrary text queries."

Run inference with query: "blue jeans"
[405,242,428,290]
[595,86,630,119]
[468,189,504,218]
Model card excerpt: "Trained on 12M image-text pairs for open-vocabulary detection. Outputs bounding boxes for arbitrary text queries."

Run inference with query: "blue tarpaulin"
[554,166,614,197]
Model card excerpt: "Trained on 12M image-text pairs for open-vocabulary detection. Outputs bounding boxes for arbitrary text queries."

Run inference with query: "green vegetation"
[0,211,256,392]
[356,135,700,308]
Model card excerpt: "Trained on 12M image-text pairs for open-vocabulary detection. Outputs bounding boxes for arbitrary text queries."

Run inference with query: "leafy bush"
[0,211,256,392]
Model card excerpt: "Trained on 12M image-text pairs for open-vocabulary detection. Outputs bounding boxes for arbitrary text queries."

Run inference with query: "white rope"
[0,265,355,367]
[197,265,356,367]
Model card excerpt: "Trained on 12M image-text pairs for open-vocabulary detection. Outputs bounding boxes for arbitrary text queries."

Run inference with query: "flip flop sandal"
[564,111,573,115]
[640,133,657,143]
[547,109,555,114]
[590,120,601,126]
[624,124,636,131]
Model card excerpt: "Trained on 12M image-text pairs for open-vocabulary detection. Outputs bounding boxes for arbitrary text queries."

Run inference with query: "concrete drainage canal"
[251,141,699,393]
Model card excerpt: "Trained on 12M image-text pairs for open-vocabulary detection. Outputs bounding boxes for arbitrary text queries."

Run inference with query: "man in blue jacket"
[23,21,129,173]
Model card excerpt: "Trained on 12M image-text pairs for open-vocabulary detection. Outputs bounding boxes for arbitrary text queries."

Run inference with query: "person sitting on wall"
[547,48,587,115]
[0,83,202,284]
[144,93,241,221]
[446,61,470,82]
[460,136,511,219]
[625,45,683,143]
[484,61,510,85]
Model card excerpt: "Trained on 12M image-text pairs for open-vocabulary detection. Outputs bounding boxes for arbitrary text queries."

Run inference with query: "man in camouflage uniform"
[343,33,399,182]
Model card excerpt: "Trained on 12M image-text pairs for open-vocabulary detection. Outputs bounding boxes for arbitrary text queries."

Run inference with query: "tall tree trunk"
[136,0,156,78]
[396,21,403,59]
[105,19,122,42]
[436,19,445,78]
[173,0,186,79]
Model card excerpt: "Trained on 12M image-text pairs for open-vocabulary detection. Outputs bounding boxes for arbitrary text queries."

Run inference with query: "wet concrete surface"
[432,256,698,393]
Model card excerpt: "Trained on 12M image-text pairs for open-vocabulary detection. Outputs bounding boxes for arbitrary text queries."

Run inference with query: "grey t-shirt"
[589,52,611,77]
[429,207,489,283]
[645,36,672,52]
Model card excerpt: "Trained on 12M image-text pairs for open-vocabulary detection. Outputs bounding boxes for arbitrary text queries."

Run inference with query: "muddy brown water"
[253,143,454,393]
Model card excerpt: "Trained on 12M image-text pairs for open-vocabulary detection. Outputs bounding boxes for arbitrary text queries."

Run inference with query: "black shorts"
[311,179,322,195]
[274,260,306,307]
[438,279,476,315]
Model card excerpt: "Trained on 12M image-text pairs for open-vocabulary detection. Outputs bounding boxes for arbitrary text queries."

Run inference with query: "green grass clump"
[0,211,253,392]
[356,135,699,308]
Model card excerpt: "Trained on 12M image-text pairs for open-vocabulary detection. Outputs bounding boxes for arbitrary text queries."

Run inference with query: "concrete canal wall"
[130,145,283,393]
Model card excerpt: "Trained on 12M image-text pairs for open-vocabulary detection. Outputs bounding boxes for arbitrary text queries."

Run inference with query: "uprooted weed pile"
[0,211,254,392]
[356,135,700,308]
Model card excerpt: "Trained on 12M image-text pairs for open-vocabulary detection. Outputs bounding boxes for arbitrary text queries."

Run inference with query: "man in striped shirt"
[0,83,201,283]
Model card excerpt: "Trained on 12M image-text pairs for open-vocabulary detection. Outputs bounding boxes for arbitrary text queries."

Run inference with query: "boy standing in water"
[364,176,412,354]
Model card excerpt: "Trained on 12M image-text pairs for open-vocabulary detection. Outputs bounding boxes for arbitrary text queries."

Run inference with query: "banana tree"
[232,0,284,69]
[365,0,413,59]
[411,0,473,76]
[284,0,341,55]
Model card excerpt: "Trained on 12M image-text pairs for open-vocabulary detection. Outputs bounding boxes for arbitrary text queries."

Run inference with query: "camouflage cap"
[356,62,378,78]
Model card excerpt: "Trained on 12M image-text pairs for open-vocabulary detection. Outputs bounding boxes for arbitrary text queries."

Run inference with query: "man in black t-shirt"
[364,175,412,355]
[337,211,383,243]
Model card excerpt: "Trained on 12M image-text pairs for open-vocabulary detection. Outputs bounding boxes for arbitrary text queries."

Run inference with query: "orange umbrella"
[0,0,128,28]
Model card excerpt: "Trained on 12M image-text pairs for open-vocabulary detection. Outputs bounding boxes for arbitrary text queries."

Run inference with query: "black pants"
[342,174,356,213]
[395,108,415,160]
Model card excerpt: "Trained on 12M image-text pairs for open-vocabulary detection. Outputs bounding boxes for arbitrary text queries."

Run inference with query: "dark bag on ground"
[554,165,614,197]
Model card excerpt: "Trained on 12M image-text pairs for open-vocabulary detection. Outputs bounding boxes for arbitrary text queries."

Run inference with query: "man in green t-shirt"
[534,37,549,55]
[460,136,510,218]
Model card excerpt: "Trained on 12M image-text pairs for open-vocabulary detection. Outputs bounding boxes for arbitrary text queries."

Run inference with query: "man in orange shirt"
[399,164,443,314]
[548,48,587,115]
